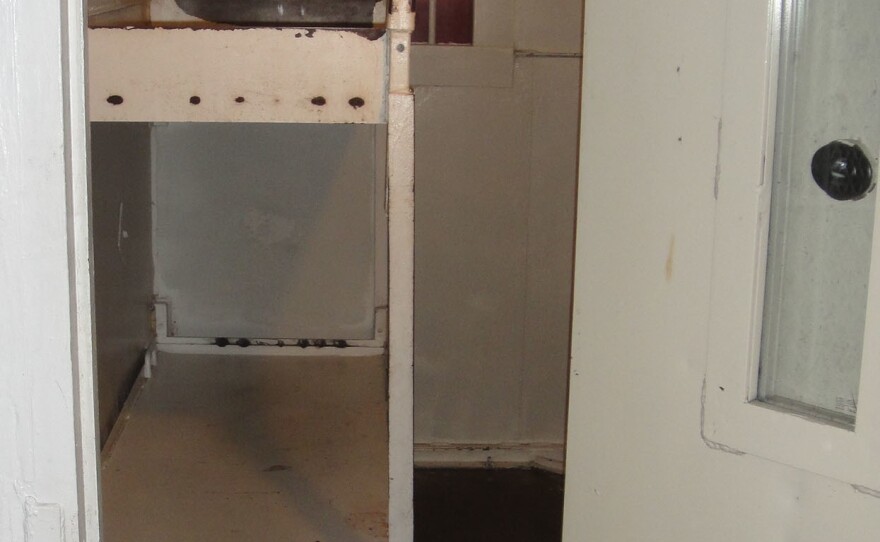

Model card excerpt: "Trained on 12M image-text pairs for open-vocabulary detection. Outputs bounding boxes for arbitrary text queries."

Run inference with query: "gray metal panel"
[153,123,377,339]
[91,123,155,443]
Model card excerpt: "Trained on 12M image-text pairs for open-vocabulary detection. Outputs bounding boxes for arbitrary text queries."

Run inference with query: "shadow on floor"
[415,468,564,542]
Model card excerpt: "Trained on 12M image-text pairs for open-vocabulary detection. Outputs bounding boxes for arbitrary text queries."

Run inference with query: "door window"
[703,0,880,492]
[758,0,880,427]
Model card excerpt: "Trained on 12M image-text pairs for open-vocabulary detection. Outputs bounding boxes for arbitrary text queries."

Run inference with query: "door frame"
[1,0,101,540]
[67,0,104,536]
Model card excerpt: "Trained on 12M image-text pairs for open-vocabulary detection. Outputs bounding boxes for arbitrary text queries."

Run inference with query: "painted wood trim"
[68,0,104,537]
[387,3,415,539]
[1,0,100,540]
[88,27,388,124]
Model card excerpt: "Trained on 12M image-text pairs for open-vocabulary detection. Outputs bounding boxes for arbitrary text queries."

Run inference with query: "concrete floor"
[101,352,388,542]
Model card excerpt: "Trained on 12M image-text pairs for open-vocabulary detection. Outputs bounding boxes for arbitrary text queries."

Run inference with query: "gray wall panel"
[92,123,155,444]
[153,123,377,340]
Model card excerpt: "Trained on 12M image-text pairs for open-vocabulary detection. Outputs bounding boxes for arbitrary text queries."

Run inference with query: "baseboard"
[414,442,565,474]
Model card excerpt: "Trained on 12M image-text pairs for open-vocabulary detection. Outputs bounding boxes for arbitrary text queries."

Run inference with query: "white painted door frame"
[0,1,100,541]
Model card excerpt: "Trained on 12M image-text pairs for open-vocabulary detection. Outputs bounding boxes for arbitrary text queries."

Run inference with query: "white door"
[564,0,880,540]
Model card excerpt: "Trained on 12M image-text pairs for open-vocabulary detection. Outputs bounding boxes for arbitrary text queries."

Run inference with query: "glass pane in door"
[758,0,880,426]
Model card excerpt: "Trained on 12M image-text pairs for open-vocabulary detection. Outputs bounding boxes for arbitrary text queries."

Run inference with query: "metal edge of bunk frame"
[87,25,390,124]
[147,302,388,358]
[385,2,415,541]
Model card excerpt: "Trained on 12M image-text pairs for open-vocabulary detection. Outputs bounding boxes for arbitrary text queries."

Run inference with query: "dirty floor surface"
[102,353,563,541]
[101,352,388,542]
[414,468,565,542]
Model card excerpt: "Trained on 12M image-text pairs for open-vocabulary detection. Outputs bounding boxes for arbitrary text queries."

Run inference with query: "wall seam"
[517,57,537,442]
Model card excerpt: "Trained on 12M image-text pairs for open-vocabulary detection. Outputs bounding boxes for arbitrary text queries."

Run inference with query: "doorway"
[84,1,582,540]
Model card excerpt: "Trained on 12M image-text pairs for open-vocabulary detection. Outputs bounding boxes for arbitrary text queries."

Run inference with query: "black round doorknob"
[811,140,874,201]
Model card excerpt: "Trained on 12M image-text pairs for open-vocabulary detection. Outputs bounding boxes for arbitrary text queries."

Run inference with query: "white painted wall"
[413,0,582,451]
[0,1,98,540]
[563,0,880,539]
[91,124,154,444]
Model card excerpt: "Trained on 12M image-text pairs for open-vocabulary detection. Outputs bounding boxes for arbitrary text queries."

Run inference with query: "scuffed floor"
[102,352,388,542]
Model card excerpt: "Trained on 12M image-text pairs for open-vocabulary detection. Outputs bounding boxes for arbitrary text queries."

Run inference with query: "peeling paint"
[24,500,63,542]
[700,376,746,456]
[339,27,386,41]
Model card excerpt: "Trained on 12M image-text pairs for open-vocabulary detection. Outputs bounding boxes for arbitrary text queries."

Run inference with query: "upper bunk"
[87,0,395,124]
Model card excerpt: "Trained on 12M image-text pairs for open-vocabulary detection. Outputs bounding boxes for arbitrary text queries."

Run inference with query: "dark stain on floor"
[415,469,564,542]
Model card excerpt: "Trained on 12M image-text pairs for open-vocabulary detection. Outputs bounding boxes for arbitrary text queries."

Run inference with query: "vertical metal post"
[386,1,415,541]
